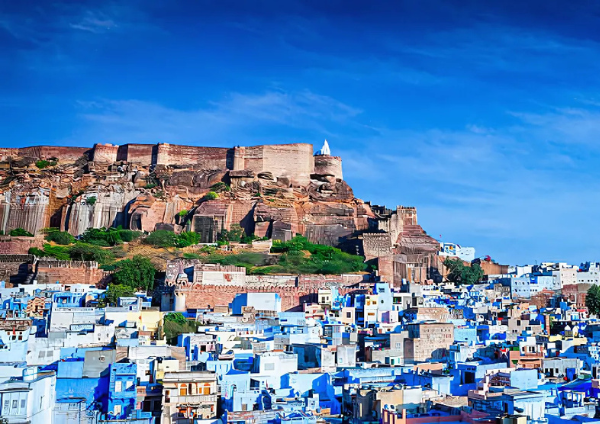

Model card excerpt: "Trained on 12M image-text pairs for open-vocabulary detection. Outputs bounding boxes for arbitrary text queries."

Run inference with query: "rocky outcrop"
[0,143,434,265]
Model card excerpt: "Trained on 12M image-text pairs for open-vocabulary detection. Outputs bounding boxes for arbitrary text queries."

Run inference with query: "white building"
[439,242,475,262]
[0,367,56,424]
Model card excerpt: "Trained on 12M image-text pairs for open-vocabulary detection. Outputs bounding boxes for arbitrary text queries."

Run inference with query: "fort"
[1,142,336,187]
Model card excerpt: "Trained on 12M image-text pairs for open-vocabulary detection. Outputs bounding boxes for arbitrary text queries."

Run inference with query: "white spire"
[320,139,331,155]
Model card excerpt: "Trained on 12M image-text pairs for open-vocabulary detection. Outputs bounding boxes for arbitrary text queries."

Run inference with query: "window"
[20,400,25,411]
[114,405,122,415]
[12,400,18,409]
[115,381,122,392]
[346,312,352,318]
[202,384,210,395]
[179,385,187,396]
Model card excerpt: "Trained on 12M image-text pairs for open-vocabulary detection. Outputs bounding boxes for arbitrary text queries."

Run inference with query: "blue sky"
[2,0,600,265]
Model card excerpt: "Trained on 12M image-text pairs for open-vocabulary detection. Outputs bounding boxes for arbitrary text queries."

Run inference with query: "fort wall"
[0,237,43,255]
[35,260,107,286]
[181,279,366,311]
[117,144,155,165]
[18,146,90,162]
[242,144,314,186]
[155,144,230,168]
[93,143,119,163]
[314,155,343,180]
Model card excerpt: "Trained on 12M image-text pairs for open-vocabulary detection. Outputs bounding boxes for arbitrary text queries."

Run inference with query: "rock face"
[0,142,442,283]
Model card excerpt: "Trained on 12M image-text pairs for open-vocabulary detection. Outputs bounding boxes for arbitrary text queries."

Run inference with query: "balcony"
[171,394,218,404]
[137,386,163,396]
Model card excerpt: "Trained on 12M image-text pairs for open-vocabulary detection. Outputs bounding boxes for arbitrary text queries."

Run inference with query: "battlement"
[4,142,329,185]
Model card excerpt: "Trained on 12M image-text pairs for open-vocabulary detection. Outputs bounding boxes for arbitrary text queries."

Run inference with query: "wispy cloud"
[69,10,118,33]
[70,90,362,146]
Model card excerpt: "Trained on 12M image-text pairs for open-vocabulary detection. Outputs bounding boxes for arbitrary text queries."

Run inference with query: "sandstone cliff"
[0,142,441,282]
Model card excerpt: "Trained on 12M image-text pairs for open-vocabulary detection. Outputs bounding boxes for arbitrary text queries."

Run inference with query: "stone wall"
[35,260,107,286]
[242,144,314,186]
[0,254,33,285]
[0,236,43,254]
[314,155,343,180]
[181,282,366,311]
[362,233,392,261]
[156,144,230,168]
[93,143,119,163]
[117,144,156,165]
[17,146,90,162]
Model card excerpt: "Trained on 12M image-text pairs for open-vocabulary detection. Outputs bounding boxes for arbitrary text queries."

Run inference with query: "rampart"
[181,280,366,311]
[35,259,107,286]
[156,144,230,168]
[314,155,343,180]
[93,143,119,163]
[7,143,324,184]
[0,254,33,285]
[3,146,91,162]
[0,236,44,255]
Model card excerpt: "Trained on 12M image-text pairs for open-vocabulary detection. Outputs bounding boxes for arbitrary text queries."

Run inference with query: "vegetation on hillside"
[163,313,198,345]
[184,235,367,275]
[9,228,34,237]
[443,257,484,285]
[144,230,201,248]
[112,255,156,291]
[586,285,600,316]
[81,227,142,246]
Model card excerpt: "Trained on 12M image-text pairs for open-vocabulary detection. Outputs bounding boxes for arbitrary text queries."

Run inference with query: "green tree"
[204,191,219,200]
[9,228,34,237]
[176,231,200,247]
[178,209,188,217]
[113,255,156,291]
[165,312,187,325]
[68,243,114,264]
[586,285,600,316]
[86,196,97,205]
[144,230,178,248]
[218,224,244,242]
[444,258,484,285]
[104,284,136,306]
[210,182,231,192]
[46,231,75,245]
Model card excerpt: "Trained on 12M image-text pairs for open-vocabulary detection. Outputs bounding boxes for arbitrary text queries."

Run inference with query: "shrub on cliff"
[118,229,142,243]
[86,196,97,205]
[35,159,57,169]
[144,230,178,248]
[68,243,114,264]
[45,231,75,245]
[178,209,188,217]
[218,224,244,243]
[9,228,34,237]
[210,182,231,192]
[29,244,71,260]
[204,191,219,200]
[176,231,200,248]
[112,255,156,291]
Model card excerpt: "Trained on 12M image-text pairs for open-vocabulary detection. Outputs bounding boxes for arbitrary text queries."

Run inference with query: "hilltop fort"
[0,141,442,285]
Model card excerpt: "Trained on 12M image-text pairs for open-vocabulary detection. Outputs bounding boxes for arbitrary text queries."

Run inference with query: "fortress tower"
[313,140,343,180]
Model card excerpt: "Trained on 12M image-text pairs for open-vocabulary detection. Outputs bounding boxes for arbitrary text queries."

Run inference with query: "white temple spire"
[320,139,331,156]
